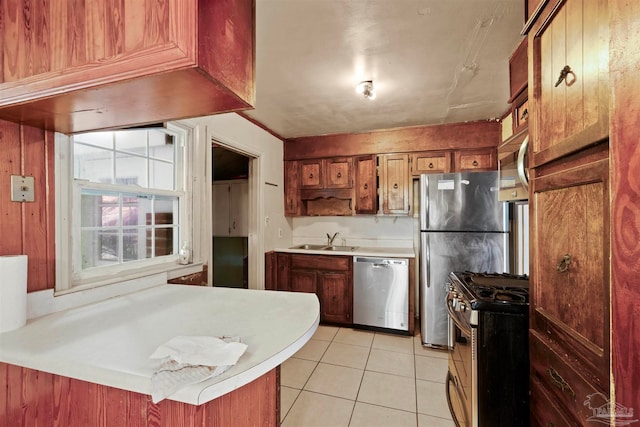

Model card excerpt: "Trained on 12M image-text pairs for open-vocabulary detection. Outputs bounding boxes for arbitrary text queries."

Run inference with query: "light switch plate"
[11,175,35,202]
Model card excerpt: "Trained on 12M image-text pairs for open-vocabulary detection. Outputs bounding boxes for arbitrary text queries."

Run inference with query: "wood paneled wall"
[284,120,500,160]
[0,363,279,427]
[0,119,55,292]
[610,1,640,413]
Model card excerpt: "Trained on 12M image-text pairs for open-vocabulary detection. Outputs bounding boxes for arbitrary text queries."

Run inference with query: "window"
[56,124,192,292]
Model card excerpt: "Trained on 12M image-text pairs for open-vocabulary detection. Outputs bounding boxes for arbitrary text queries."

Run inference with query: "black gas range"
[446,271,530,427]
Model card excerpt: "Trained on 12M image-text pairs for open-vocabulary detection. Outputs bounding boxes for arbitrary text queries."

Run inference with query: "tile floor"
[280,326,455,427]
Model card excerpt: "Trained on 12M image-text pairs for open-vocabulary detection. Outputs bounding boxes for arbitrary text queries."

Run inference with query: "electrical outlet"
[11,175,35,202]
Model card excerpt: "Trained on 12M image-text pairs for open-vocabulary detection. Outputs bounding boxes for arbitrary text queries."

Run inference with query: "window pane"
[74,131,114,149]
[122,228,149,262]
[150,160,174,190]
[155,197,179,223]
[115,153,147,187]
[149,132,175,161]
[115,130,148,156]
[123,194,151,226]
[74,145,114,183]
[153,226,176,256]
[81,191,120,228]
[81,230,119,269]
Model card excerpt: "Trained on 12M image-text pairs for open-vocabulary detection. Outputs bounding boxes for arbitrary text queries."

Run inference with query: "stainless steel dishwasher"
[353,256,409,332]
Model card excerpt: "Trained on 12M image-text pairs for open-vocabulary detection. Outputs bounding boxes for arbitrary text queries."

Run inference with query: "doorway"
[211,144,251,288]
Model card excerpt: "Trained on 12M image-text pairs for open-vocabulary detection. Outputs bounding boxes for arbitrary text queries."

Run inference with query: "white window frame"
[55,122,195,294]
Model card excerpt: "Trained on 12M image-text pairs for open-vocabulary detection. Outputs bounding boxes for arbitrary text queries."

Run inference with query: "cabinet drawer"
[290,254,351,271]
[530,376,578,427]
[410,152,451,175]
[530,331,603,423]
[454,150,496,171]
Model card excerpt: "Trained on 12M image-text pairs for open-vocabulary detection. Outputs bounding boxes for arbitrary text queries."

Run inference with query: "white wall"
[189,113,292,289]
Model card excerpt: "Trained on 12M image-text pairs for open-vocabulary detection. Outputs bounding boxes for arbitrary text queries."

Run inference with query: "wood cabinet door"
[354,155,377,214]
[531,0,609,166]
[290,270,318,294]
[379,153,410,215]
[318,271,352,324]
[410,151,451,176]
[324,157,352,188]
[300,160,323,189]
[454,149,496,172]
[284,161,300,216]
[530,153,609,387]
[276,253,291,292]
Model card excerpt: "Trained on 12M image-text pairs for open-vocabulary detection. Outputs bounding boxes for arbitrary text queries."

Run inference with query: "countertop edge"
[274,247,416,258]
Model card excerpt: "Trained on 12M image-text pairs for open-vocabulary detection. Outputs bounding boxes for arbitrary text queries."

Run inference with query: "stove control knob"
[460,302,467,312]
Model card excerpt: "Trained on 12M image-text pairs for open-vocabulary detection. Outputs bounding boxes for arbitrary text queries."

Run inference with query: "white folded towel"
[149,335,248,403]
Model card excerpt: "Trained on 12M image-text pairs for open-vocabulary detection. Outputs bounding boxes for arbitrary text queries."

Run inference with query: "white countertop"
[275,246,416,258]
[0,285,319,405]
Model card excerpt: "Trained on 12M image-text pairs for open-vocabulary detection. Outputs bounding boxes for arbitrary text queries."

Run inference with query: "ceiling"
[242,0,526,140]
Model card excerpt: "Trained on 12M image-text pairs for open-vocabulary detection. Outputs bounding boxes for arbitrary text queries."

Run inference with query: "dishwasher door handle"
[372,263,390,268]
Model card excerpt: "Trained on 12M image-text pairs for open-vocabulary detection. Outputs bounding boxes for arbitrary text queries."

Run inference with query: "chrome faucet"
[326,232,339,246]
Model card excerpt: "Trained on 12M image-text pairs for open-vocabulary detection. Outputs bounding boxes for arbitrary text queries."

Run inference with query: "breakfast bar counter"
[0,285,319,426]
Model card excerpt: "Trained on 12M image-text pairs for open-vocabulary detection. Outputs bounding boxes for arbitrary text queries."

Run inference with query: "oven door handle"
[446,371,465,427]
[446,294,472,337]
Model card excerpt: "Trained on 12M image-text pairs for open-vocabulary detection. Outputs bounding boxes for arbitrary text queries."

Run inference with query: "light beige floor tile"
[304,362,364,400]
[416,379,452,419]
[413,335,449,359]
[312,325,339,342]
[321,342,370,369]
[357,371,417,412]
[282,390,354,427]
[415,354,448,383]
[293,338,330,361]
[281,357,317,389]
[280,386,300,422]
[417,414,456,427]
[350,402,417,427]
[333,328,375,347]
[372,332,415,354]
[366,348,415,378]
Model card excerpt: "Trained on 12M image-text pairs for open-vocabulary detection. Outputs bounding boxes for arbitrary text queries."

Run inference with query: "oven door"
[446,293,473,427]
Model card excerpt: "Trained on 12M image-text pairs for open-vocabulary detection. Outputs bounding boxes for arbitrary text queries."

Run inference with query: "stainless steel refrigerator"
[419,171,509,347]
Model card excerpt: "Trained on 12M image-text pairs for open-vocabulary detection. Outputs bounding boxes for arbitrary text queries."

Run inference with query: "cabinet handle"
[428,162,434,169]
[337,172,342,178]
[556,254,572,273]
[289,200,293,209]
[547,423,555,427]
[472,160,478,167]
[393,183,398,189]
[547,366,575,398]
[554,65,575,87]
[232,220,236,230]
[363,183,368,190]
[309,173,313,179]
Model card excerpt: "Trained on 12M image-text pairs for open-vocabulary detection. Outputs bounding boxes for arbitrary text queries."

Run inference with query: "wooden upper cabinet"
[354,155,377,214]
[454,148,496,172]
[530,0,609,167]
[324,157,352,189]
[379,153,410,215]
[411,151,451,176]
[0,0,255,134]
[284,161,300,216]
[300,160,323,189]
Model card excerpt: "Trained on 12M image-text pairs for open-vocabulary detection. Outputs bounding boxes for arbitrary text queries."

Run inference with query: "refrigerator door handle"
[421,233,430,288]
[420,174,429,230]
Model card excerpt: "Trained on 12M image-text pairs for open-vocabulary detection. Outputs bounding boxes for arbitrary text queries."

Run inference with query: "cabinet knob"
[472,160,479,167]
[393,183,398,189]
[337,172,342,178]
[555,65,575,87]
[556,254,572,273]
[428,162,434,169]
[363,183,368,190]
[309,173,313,179]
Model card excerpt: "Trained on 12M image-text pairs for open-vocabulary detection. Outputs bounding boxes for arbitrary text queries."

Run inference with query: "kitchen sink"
[289,244,359,251]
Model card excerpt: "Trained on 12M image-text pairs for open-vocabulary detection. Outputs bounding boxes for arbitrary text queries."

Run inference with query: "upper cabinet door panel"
[411,152,451,176]
[531,0,609,166]
[300,160,323,189]
[0,0,255,133]
[355,155,377,214]
[324,157,352,189]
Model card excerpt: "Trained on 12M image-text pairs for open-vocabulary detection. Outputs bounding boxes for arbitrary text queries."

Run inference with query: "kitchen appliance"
[353,256,409,332]
[419,171,508,347]
[498,127,529,202]
[446,271,529,427]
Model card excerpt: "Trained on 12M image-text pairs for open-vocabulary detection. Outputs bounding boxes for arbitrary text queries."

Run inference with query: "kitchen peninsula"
[0,285,319,426]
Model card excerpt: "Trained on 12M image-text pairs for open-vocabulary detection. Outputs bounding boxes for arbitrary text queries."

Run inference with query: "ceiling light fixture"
[355,80,376,100]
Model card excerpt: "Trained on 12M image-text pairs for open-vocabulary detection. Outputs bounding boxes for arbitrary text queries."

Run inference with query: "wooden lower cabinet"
[0,363,279,427]
[268,252,353,326]
[529,144,610,423]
